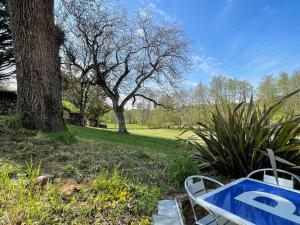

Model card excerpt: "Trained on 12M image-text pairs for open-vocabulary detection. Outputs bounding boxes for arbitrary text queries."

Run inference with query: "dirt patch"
[61,179,81,196]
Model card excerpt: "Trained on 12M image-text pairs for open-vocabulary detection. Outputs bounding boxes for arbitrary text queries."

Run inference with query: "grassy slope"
[0,126,174,191]
[0,117,197,223]
[1,114,193,155]
[0,129,162,224]
[69,125,194,155]
[0,117,194,187]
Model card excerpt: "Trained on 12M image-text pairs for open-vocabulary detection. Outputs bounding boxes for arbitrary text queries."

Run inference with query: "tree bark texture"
[113,106,128,134]
[8,0,65,131]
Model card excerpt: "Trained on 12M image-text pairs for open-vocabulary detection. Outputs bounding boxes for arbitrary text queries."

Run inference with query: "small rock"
[36,174,55,186]
[121,214,131,224]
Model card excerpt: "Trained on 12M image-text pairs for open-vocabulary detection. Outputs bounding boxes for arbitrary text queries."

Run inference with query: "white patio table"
[195,177,300,225]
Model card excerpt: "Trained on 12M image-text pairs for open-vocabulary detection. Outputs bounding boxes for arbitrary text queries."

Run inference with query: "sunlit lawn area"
[106,123,150,129]
[106,123,193,139]
[69,125,194,155]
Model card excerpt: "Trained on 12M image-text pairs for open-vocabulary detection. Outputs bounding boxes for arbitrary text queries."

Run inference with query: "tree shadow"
[69,125,186,155]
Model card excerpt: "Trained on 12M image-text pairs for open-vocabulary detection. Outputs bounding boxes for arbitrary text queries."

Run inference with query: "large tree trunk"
[79,84,89,126]
[8,0,65,131]
[113,106,128,134]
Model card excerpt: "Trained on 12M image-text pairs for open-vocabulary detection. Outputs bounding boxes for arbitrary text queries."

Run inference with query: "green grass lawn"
[69,125,194,155]
[106,123,150,129]
[105,123,181,129]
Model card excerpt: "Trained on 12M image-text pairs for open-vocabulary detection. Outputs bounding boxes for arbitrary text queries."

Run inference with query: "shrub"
[2,113,22,129]
[62,99,80,112]
[185,89,300,178]
[63,164,83,181]
[167,150,199,185]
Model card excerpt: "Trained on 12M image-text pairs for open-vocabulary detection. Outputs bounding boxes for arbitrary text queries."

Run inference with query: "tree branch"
[132,93,173,109]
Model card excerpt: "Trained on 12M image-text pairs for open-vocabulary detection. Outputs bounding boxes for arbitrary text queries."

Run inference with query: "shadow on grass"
[69,125,185,155]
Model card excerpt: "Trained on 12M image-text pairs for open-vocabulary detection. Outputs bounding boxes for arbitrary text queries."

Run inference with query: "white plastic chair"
[247,168,300,189]
[184,175,230,225]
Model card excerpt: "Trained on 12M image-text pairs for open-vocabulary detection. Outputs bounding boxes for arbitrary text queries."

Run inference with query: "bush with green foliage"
[62,99,80,112]
[185,89,300,178]
[2,113,22,128]
[167,150,199,185]
[63,164,83,181]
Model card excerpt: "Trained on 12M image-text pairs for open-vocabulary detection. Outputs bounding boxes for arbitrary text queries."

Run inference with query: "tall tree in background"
[209,75,253,104]
[0,0,14,82]
[62,70,111,126]
[287,71,300,112]
[258,75,278,105]
[7,0,65,131]
[194,82,209,105]
[257,72,300,113]
[62,41,96,125]
[193,82,209,121]
[277,72,291,112]
[63,0,189,134]
[277,72,290,96]
[61,28,111,126]
[209,76,227,104]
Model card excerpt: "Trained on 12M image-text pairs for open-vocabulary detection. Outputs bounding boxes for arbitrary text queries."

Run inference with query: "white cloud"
[192,54,221,76]
[185,80,198,87]
[138,10,149,18]
[139,1,177,23]
[263,5,278,15]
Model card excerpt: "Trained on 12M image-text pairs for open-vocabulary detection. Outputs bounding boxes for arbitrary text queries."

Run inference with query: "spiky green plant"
[185,89,300,178]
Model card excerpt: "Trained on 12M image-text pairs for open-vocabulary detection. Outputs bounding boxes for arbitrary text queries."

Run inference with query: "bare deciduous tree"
[62,0,190,133]
[62,39,96,125]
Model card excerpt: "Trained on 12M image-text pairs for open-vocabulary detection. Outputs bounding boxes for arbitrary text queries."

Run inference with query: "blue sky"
[120,0,300,87]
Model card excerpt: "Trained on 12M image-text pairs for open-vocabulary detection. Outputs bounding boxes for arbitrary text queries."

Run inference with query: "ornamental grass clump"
[185,89,300,178]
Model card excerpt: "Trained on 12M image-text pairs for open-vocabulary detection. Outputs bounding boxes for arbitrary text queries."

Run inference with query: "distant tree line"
[258,72,300,112]
[102,72,300,128]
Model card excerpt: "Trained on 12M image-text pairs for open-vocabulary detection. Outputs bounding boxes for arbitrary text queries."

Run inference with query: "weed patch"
[36,128,77,144]
[0,160,159,224]
[167,150,199,185]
